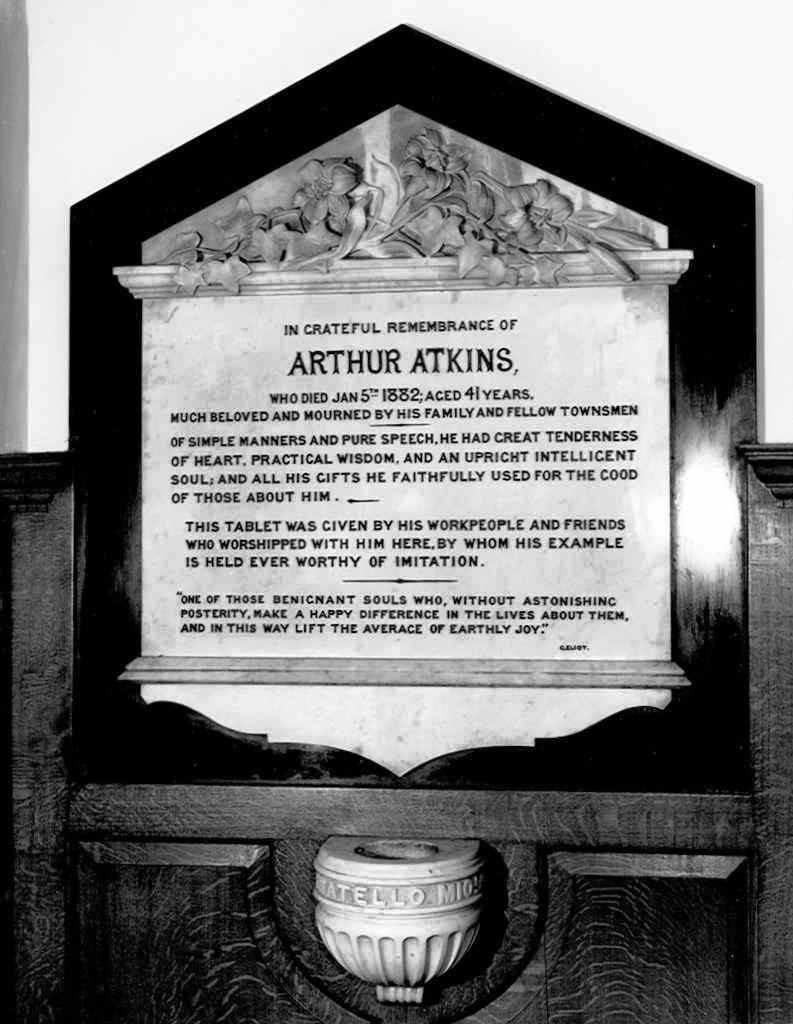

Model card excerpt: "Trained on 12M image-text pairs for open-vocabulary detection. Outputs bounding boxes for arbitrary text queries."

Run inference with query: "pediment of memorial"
[117,106,689,298]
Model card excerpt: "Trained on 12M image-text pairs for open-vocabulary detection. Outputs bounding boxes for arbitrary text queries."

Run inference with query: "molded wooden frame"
[69,25,756,787]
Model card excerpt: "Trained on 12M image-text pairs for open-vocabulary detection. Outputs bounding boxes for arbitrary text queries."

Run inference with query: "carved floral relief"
[162,125,657,294]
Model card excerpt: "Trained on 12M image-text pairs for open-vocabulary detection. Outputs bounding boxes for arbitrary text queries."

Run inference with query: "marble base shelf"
[122,657,688,775]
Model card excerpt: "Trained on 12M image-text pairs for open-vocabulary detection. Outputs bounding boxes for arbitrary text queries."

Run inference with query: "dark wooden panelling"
[545,852,750,1024]
[2,456,73,1024]
[551,851,745,879]
[71,785,753,847]
[743,444,793,501]
[76,847,302,1024]
[0,453,70,512]
[81,841,264,867]
[74,839,751,1024]
[748,463,793,1023]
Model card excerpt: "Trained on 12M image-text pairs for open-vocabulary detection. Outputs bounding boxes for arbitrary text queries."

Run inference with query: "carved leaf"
[364,236,425,258]
[542,224,568,248]
[570,209,612,228]
[165,231,203,263]
[326,193,351,234]
[404,205,444,254]
[519,261,540,286]
[441,191,474,220]
[438,214,467,253]
[304,220,343,250]
[565,224,591,249]
[427,213,467,256]
[334,196,369,260]
[404,205,467,255]
[269,207,303,231]
[472,170,512,205]
[404,173,429,200]
[469,178,496,221]
[481,255,508,286]
[243,224,293,265]
[360,185,384,239]
[457,236,486,278]
[503,265,520,287]
[585,241,637,282]
[286,231,337,262]
[217,196,264,250]
[173,263,206,294]
[202,255,252,293]
[536,254,565,286]
[423,172,455,201]
[367,155,402,226]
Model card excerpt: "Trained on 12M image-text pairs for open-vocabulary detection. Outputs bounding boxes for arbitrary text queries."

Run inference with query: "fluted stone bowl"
[314,837,485,1004]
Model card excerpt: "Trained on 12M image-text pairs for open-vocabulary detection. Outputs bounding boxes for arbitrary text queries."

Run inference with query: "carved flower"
[292,158,361,233]
[400,129,470,198]
[501,179,574,248]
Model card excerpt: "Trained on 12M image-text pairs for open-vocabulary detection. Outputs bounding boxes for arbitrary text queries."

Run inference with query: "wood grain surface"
[749,464,793,1023]
[72,838,752,1023]
[80,840,265,867]
[3,459,73,1024]
[77,848,304,1023]
[743,444,793,501]
[545,852,750,1024]
[70,785,753,847]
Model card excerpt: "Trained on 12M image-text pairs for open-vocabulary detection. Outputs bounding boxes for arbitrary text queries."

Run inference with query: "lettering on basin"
[314,872,485,909]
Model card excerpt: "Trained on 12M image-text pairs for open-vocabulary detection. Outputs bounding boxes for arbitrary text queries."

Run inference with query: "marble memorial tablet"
[142,285,670,661]
[114,106,693,771]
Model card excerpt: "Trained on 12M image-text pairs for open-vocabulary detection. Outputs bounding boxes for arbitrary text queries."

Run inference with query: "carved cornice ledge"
[741,443,793,501]
[114,251,692,300]
[0,452,71,513]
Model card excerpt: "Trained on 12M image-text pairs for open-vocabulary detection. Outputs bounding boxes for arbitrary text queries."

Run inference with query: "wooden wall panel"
[76,843,298,1024]
[69,785,753,847]
[73,840,750,1024]
[545,854,750,1024]
[76,840,544,1024]
[7,451,783,1024]
[2,455,72,1024]
[747,458,793,1023]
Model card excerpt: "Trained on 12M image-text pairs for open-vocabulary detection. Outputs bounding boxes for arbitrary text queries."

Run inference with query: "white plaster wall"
[27,0,793,451]
[0,0,27,452]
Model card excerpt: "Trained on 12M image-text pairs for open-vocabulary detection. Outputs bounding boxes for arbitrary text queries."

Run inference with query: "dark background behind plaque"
[70,25,755,788]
